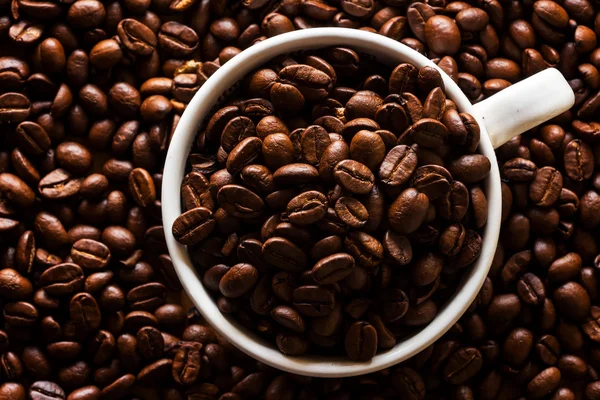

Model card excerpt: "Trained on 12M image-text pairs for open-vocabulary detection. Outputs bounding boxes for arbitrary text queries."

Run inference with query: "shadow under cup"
[162,27,502,378]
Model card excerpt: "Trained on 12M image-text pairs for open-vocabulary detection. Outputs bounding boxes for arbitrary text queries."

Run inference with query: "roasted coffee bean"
[129,168,156,208]
[38,169,81,200]
[300,125,330,165]
[383,230,412,266]
[443,347,483,384]
[70,293,101,331]
[334,197,368,228]
[409,118,448,148]
[279,64,332,101]
[312,253,355,285]
[517,272,546,306]
[0,93,31,123]
[286,191,328,225]
[16,121,50,156]
[345,321,377,361]
[262,237,307,272]
[172,207,216,245]
[411,165,452,200]
[40,263,84,296]
[348,130,385,172]
[219,263,259,298]
[527,367,561,399]
[334,159,375,195]
[379,145,418,187]
[564,139,594,181]
[217,184,264,219]
[292,285,335,317]
[388,188,429,234]
[449,155,491,183]
[70,239,110,270]
[29,381,65,400]
[117,19,156,56]
[172,342,202,385]
[127,282,166,311]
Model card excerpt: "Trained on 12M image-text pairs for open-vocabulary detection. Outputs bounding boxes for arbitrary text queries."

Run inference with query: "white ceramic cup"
[162,28,575,378]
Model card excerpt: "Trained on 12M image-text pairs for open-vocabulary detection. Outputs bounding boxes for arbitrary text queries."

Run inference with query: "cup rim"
[162,27,502,378]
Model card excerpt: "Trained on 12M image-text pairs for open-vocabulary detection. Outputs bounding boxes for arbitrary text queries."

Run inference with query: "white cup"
[161,28,574,378]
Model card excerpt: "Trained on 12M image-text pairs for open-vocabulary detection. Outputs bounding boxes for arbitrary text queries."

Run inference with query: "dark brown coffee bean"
[529,166,563,207]
[292,285,335,317]
[409,118,448,148]
[70,292,101,331]
[349,130,386,171]
[345,321,377,361]
[312,253,355,285]
[14,230,35,274]
[126,282,165,311]
[548,253,582,283]
[70,239,110,270]
[217,184,264,219]
[117,19,156,56]
[278,64,332,101]
[527,367,561,399]
[449,155,491,183]
[286,191,328,225]
[262,134,296,171]
[412,252,443,286]
[0,92,31,123]
[334,196,368,228]
[136,358,173,385]
[172,207,216,245]
[554,281,590,321]
[439,223,465,257]
[183,172,214,212]
[392,367,426,400]
[16,121,50,156]
[271,305,305,332]
[388,188,429,234]
[379,145,418,187]
[262,237,307,272]
[300,125,330,165]
[443,347,483,384]
[172,342,202,385]
[101,226,135,257]
[0,173,35,210]
[38,169,81,200]
[517,272,546,306]
[382,230,412,266]
[564,139,594,181]
[128,168,156,208]
[333,159,375,195]
[221,116,256,153]
[219,263,259,298]
[136,326,163,361]
[29,381,65,400]
[425,15,461,55]
[40,263,84,296]
[411,165,452,200]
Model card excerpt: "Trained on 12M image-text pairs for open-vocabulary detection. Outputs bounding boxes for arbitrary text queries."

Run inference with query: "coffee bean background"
[1,0,600,398]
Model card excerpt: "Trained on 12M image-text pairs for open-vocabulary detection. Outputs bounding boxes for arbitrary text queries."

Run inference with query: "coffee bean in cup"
[173,48,491,360]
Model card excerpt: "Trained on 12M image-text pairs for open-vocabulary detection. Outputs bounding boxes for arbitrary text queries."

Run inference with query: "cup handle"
[472,68,575,149]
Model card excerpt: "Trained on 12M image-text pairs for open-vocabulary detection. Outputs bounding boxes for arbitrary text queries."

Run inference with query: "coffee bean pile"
[174,52,492,360]
[1,0,600,397]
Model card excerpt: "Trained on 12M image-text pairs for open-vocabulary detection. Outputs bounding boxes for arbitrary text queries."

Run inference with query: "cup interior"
[162,28,502,377]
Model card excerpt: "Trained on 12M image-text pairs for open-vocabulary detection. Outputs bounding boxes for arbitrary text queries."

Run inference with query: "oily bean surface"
[3,0,600,394]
